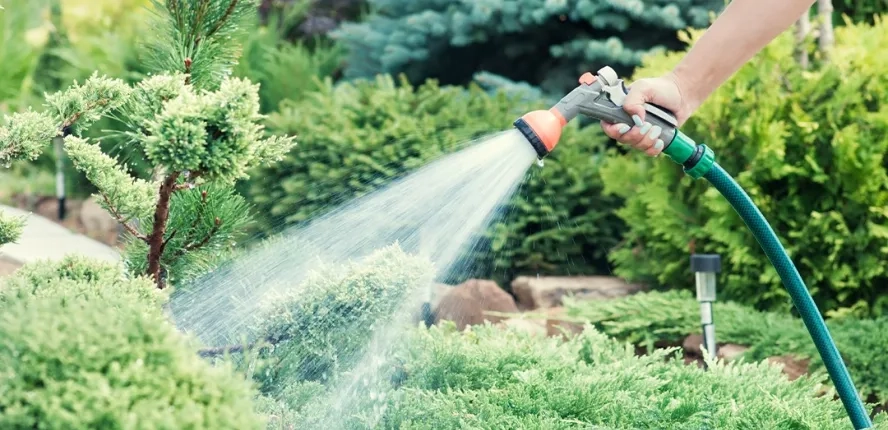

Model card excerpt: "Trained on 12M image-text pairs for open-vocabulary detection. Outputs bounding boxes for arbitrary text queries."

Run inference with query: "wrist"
[667,64,707,121]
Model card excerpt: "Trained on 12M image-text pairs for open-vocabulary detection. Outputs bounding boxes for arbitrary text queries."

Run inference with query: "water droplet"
[536,158,544,168]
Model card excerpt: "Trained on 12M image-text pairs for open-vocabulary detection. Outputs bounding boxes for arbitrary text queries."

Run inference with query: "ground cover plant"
[564,289,888,408]
[252,320,888,429]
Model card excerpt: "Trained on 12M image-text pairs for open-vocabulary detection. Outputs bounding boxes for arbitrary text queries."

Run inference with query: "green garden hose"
[513,66,874,429]
[704,161,872,429]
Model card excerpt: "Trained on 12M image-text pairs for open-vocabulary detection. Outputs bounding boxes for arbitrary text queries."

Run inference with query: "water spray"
[513,66,873,429]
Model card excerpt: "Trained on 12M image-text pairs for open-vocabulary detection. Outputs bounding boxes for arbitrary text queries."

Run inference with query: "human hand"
[600,73,695,157]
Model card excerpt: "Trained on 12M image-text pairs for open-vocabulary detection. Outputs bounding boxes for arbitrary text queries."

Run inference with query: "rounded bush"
[600,19,888,316]
[247,75,623,285]
[0,255,166,311]
[0,294,263,429]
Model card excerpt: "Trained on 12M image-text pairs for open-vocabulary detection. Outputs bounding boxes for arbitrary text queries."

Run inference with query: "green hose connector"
[665,131,873,429]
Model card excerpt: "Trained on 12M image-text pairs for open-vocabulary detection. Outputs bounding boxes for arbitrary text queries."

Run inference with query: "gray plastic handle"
[551,81,678,145]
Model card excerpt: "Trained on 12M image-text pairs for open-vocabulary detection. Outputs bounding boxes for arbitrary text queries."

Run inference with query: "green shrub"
[247,75,623,284]
[283,322,888,429]
[0,255,166,311]
[0,293,264,429]
[331,0,725,95]
[250,244,434,395]
[600,18,888,317]
[564,289,888,404]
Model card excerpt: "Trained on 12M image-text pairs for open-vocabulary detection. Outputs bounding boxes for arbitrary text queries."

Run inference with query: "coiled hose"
[704,162,873,429]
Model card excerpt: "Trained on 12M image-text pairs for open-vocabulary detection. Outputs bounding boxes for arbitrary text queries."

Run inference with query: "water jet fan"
[513,66,874,429]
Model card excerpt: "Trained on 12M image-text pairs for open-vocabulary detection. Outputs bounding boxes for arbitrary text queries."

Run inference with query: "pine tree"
[0,0,297,289]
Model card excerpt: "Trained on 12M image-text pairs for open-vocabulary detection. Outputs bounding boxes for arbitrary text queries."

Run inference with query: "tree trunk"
[147,172,180,289]
[794,10,810,69]
[817,0,835,62]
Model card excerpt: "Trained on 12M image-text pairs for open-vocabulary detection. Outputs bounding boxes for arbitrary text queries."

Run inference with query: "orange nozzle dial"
[513,108,567,158]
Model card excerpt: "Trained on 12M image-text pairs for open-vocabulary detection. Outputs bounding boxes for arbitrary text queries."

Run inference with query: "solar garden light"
[691,253,721,360]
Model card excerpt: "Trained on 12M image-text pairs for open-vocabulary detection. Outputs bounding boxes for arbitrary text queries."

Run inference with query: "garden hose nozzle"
[512,66,874,429]
[513,66,714,178]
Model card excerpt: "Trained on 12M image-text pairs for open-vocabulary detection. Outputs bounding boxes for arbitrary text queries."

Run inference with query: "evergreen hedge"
[600,17,888,317]
[246,75,624,285]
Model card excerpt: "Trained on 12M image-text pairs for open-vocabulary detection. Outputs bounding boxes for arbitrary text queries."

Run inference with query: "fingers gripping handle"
[551,73,678,146]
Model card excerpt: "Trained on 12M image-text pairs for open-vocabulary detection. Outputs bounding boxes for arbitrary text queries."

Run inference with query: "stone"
[498,318,547,337]
[511,275,645,310]
[717,343,749,361]
[682,334,750,361]
[79,197,119,244]
[433,279,519,330]
[0,256,21,277]
[545,307,585,339]
[768,355,810,381]
[682,334,704,356]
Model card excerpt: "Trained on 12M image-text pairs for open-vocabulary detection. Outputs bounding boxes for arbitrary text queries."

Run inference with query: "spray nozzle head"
[513,108,567,159]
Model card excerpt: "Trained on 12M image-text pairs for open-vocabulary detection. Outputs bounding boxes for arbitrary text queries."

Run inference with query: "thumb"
[621,81,655,123]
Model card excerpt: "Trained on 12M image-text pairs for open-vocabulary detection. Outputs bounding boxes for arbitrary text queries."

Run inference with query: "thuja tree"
[0,0,296,289]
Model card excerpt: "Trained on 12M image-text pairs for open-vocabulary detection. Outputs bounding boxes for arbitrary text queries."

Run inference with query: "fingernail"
[617,123,631,134]
[654,139,664,151]
[632,115,643,127]
[640,122,652,135]
[648,125,662,140]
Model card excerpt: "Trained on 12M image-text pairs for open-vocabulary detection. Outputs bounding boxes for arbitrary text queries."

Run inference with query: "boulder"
[79,197,119,244]
[544,307,585,339]
[768,355,810,381]
[511,276,645,310]
[498,318,547,337]
[433,279,519,330]
[682,334,750,361]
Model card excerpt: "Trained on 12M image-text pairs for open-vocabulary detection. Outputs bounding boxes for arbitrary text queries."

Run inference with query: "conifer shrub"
[564,289,888,405]
[266,322,888,429]
[331,0,725,95]
[599,18,888,317]
[0,255,165,311]
[247,75,624,284]
[0,293,264,429]
[247,245,434,396]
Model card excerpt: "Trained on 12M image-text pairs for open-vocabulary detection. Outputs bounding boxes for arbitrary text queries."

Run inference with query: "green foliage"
[247,75,623,284]
[277,322,888,429]
[0,212,25,246]
[234,2,346,113]
[0,1,297,288]
[332,0,725,95]
[121,183,253,286]
[0,293,264,429]
[250,244,434,395]
[0,255,166,311]
[0,0,51,113]
[600,18,888,316]
[833,0,888,24]
[564,289,888,403]
[142,0,258,90]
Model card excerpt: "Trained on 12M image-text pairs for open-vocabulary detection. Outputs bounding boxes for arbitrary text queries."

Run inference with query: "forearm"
[671,0,815,109]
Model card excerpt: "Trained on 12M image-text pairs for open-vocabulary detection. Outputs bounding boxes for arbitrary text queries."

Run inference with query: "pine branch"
[197,332,290,358]
[205,0,239,39]
[100,192,148,243]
